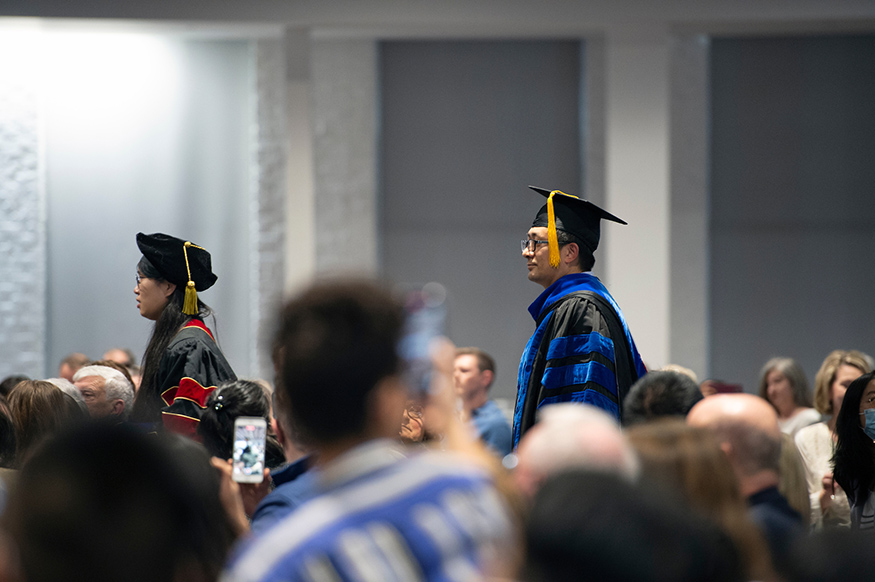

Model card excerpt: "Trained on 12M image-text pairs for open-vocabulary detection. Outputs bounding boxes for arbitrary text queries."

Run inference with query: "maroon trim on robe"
[183,318,215,342]
[162,377,217,438]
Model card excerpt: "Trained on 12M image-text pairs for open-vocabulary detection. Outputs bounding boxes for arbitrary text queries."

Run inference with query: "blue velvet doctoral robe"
[513,273,646,448]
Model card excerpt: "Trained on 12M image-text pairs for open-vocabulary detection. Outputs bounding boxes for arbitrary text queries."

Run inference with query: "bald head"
[687,393,781,440]
[687,393,782,481]
[514,403,639,498]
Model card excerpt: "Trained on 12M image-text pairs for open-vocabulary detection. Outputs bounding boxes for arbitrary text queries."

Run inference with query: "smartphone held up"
[232,416,267,483]
[398,282,447,401]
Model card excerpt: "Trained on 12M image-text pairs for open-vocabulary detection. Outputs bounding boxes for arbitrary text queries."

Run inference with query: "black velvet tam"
[136,232,217,291]
[529,186,626,254]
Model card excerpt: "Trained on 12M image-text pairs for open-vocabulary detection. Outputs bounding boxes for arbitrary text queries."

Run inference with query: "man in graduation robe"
[513,186,646,449]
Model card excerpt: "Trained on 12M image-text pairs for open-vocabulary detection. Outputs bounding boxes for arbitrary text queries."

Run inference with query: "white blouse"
[794,421,851,529]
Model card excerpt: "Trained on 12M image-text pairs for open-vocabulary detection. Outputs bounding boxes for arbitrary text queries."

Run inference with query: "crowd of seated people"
[0,279,873,582]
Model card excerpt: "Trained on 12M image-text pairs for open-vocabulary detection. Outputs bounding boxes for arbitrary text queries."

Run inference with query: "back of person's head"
[4,423,236,582]
[623,371,704,426]
[628,420,743,521]
[198,379,285,469]
[627,420,776,581]
[658,364,699,383]
[276,279,405,445]
[718,420,782,478]
[102,347,136,368]
[87,360,137,391]
[523,469,744,582]
[45,377,89,415]
[0,375,29,398]
[514,403,639,497]
[7,380,82,468]
[73,365,135,419]
[758,357,812,408]
[58,353,90,380]
[60,352,90,369]
[813,349,872,415]
[687,394,782,478]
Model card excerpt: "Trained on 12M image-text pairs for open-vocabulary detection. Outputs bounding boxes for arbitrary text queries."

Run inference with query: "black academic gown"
[159,318,236,437]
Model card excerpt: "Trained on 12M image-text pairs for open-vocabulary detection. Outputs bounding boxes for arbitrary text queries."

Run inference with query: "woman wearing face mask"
[832,371,875,529]
[130,232,237,435]
[795,351,871,529]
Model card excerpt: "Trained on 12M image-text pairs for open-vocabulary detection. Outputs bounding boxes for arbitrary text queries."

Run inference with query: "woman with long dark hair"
[832,371,875,528]
[130,232,236,434]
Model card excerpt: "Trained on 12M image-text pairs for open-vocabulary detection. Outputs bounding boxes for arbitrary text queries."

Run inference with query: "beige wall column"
[284,28,317,293]
[310,38,379,276]
[284,33,379,292]
[603,25,671,369]
[669,34,710,379]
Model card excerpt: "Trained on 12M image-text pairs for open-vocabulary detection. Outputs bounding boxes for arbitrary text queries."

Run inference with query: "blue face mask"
[860,409,875,440]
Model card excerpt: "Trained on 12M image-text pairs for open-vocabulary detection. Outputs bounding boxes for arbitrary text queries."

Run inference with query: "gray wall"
[709,34,875,391]
[380,40,582,401]
[45,37,252,378]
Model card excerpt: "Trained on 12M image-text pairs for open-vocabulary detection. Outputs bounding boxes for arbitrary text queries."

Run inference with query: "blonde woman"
[794,350,870,528]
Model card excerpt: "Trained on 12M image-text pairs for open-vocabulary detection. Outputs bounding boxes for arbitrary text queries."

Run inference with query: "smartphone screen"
[232,416,267,483]
[397,282,447,400]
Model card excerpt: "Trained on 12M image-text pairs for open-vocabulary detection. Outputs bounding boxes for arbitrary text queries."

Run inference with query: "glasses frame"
[521,239,551,253]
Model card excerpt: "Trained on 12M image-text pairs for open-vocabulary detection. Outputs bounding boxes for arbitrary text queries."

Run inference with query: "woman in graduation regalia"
[130,232,236,435]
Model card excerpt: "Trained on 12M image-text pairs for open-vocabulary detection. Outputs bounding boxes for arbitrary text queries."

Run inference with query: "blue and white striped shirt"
[222,440,512,582]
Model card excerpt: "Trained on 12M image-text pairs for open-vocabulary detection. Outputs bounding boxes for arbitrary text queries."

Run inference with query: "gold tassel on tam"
[183,282,198,315]
[547,189,580,268]
[181,241,206,316]
[547,190,562,267]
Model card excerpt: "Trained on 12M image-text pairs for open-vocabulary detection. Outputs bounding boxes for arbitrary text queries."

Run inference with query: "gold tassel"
[181,240,203,316]
[183,281,198,315]
[548,191,561,267]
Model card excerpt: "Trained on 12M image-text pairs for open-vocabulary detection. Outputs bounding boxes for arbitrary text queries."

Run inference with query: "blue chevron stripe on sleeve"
[542,360,617,396]
[546,332,615,362]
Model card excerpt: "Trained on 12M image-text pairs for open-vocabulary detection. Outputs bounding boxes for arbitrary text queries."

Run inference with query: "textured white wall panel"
[311,40,378,275]
[251,38,287,380]
[0,45,46,379]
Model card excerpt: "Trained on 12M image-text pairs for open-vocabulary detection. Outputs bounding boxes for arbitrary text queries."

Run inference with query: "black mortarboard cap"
[529,186,626,266]
[136,232,217,315]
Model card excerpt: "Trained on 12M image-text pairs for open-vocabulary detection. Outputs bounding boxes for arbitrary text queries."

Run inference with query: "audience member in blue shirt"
[248,388,319,536]
[222,280,513,582]
[454,347,512,457]
[249,454,316,536]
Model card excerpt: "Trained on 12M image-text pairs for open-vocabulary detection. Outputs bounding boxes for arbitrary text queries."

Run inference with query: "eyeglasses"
[135,274,146,286]
[521,239,550,253]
